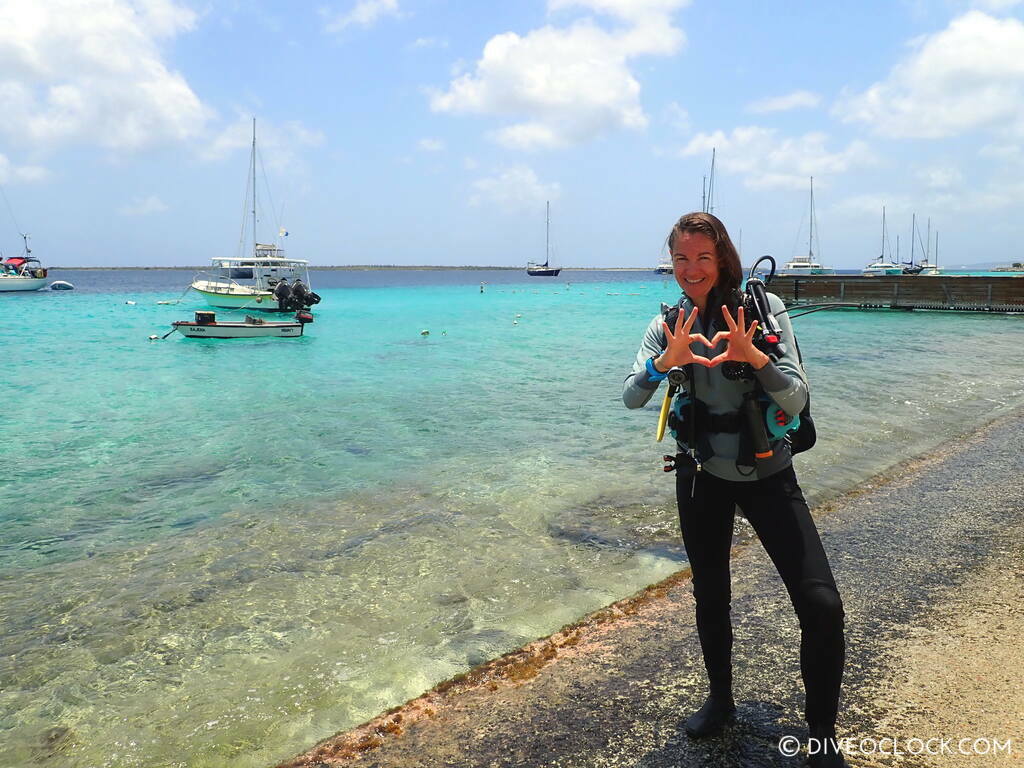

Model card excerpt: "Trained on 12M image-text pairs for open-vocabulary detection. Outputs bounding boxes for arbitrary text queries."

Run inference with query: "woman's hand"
[707,305,771,369]
[657,307,714,370]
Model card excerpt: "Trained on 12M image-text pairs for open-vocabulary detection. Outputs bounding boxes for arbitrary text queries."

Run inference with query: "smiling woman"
[622,211,849,767]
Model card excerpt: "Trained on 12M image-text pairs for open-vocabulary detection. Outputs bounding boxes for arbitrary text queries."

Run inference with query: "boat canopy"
[3,256,40,267]
[212,256,309,268]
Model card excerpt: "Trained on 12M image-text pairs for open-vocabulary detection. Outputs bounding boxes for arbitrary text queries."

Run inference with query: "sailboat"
[863,206,903,276]
[527,201,561,276]
[779,177,834,276]
[911,217,942,275]
[0,182,51,292]
[190,119,317,310]
[0,233,50,292]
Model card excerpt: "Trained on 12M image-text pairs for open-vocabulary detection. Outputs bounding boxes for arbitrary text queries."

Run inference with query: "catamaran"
[779,177,834,276]
[190,119,318,311]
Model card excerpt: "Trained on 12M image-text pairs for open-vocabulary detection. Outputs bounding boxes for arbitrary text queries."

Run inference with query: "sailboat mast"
[926,217,931,261]
[910,213,916,265]
[251,118,257,257]
[808,177,815,260]
[881,206,886,260]
[545,200,550,267]
[708,148,715,214]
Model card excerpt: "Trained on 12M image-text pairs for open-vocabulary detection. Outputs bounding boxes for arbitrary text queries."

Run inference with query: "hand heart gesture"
[659,307,714,369]
[707,305,769,369]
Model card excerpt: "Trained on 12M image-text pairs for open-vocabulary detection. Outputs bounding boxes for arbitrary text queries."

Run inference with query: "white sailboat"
[0,234,49,291]
[779,177,834,276]
[912,218,942,275]
[863,206,903,276]
[190,119,317,310]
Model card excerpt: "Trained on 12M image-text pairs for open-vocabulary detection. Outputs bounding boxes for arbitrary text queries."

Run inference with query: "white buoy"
[148,335,159,340]
[420,329,430,336]
[126,300,136,305]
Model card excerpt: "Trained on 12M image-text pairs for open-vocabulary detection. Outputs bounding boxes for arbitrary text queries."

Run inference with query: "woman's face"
[672,230,720,305]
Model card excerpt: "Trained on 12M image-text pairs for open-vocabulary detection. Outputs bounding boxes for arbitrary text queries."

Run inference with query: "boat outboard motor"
[290,280,309,306]
[305,291,321,306]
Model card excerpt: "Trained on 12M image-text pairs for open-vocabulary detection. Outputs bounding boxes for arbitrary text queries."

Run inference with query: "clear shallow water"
[1,269,1023,767]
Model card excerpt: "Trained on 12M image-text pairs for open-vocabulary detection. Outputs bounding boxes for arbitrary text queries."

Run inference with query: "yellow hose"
[655,385,675,442]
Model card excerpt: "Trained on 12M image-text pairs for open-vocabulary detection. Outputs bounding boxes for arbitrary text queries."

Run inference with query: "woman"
[622,212,847,767]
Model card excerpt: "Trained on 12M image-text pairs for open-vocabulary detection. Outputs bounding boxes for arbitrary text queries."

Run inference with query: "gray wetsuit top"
[622,292,808,481]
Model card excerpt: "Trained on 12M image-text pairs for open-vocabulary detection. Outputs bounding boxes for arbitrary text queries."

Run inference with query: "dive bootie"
[805,725,849,767]
[684,694,736,738]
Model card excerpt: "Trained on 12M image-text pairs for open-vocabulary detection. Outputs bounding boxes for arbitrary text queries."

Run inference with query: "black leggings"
[677,465,845,729]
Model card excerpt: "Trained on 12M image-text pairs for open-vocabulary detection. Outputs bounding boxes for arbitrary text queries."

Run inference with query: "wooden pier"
[769,275,1024,313]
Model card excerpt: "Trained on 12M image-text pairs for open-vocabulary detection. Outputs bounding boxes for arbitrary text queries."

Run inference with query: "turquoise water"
[2,270,1023,767]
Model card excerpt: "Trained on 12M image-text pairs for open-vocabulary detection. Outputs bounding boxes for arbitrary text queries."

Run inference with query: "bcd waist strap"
[667,403,742,434]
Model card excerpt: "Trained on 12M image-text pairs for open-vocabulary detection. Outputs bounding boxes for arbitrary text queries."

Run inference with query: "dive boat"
[778,178,834,276]
[191,248,315,310]
[189,119,319,311]
[0,235,49,292]
[169,310,313,338]
[527,201,561,276]
[863,206,903,276]
[654,258,673,275]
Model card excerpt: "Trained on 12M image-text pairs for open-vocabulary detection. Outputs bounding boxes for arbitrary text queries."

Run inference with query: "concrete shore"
[278,410,1024,767]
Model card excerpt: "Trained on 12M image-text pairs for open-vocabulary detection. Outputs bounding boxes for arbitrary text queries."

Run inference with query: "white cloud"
[919,165,963,189]
[118,194,169,216]
[971,0,1022,11]
[0,0,208,151]
[324,0,399,34]
[469,166,560,208]
[664,101,691,133]
[681,126,874,189]
[417,138,444,152]
[834,11,1024,138]
[747,90,821,113]
[411,36,447,49]
[201,116,325,171]
[431,1,688,150]
[0,154,49,184]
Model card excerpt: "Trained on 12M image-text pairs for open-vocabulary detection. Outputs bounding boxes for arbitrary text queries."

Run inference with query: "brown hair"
[667,211,743,314]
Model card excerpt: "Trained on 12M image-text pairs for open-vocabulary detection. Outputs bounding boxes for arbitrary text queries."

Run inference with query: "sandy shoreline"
[278,409,1024,767]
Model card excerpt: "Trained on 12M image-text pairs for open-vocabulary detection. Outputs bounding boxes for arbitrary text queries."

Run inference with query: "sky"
[1,0,1024,269]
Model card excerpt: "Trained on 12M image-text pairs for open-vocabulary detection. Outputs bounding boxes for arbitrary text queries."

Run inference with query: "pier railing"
[769,275,1024,313]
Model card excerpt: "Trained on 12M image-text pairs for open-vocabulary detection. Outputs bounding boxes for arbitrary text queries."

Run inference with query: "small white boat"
[169,310,312,338]
[49,280,75,290]
[654,259,673,275]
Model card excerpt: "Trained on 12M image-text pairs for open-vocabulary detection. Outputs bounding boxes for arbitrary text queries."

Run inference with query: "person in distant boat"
[274,278,291,310]
[622,212,847,768]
